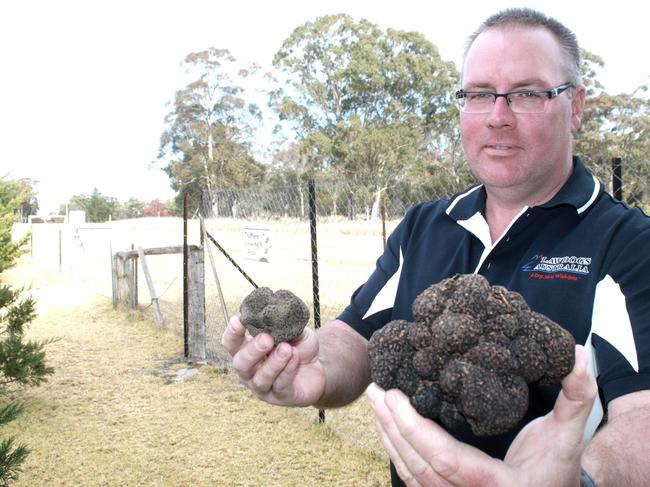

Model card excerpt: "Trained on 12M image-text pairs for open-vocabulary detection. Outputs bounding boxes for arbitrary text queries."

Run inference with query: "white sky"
[1,0,648,214]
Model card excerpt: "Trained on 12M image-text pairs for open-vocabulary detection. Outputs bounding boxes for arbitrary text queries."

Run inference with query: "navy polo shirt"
[339,157,650,473]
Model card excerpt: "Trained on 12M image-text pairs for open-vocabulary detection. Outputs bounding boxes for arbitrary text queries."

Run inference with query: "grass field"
[3,226,393,486]
[13,217,396,463]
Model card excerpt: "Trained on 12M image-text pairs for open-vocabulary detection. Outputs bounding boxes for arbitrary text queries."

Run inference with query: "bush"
[0,178,54,485]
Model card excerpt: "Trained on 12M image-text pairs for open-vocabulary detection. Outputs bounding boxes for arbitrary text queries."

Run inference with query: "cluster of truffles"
[240,287,309,344]
[368,274,575,436]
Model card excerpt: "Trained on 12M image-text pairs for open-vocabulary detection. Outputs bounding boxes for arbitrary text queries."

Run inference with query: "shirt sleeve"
[591,210,650,405]
[338,207,415,340]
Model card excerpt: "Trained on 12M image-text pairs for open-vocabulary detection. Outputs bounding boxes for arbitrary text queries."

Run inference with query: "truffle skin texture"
[411,385,442,418]
[368,320,414,391]
[240,287,309,344]
[367,274,575,436]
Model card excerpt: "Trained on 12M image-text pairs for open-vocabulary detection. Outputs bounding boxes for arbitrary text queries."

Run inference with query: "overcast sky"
[1,0,648,214]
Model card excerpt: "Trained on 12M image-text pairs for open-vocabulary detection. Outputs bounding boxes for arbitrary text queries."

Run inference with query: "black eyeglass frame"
[455,82,574,113]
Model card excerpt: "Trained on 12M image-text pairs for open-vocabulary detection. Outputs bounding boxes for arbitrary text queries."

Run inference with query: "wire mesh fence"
[14,155,648,458]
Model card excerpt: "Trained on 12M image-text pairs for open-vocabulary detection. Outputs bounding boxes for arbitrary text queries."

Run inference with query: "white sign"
[68,210,86,225]
[244,228,271,262]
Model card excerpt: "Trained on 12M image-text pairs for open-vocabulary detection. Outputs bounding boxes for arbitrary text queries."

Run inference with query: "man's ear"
[570,85,586,133]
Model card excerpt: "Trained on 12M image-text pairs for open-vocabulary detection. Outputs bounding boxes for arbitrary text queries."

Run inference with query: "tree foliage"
[142,199,169,217]
[156,18,648,218]
[0,287,53,390]
[0,179,54,486]
[0,180,29,274]
[575,50,650,206]
[270,14,463,214]
[120,197,145,219]
[6,180,38,224]
[0,285,54,486]
[64,188,116,223]
[158,48,266,216]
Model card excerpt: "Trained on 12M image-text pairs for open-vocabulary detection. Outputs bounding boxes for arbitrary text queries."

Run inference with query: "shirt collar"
[445,157,602,221]
[538,157,602,215]
[445,183,486,221]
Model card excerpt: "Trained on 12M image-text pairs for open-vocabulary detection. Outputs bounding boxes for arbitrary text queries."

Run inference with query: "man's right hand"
[221,316,327,407]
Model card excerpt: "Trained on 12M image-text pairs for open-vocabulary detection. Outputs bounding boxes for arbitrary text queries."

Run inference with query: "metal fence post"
[380,193,387,249]
[612,157,623,201]
[308,180,325,424]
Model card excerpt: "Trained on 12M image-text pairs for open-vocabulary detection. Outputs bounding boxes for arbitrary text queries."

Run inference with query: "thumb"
[553,345,598,425]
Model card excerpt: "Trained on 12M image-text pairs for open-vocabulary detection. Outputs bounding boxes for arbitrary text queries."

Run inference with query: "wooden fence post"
[113,253,138,310]
[114,254,129,308]
[138,247,164,328]
[111,244,117,308]
[125,256,137,310]
[112,245,206,360]
[188,246,206,360]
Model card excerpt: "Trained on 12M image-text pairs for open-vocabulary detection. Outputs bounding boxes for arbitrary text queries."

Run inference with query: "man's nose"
[486,96,516,128]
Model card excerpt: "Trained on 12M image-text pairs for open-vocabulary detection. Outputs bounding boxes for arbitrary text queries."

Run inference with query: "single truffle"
[240,287,309,344]
[368,274,575,436]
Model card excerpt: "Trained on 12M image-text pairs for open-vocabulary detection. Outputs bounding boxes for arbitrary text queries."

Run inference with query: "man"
[223,8,650,487]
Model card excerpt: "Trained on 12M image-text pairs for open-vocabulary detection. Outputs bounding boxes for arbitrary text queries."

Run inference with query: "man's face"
[460,27,585,197]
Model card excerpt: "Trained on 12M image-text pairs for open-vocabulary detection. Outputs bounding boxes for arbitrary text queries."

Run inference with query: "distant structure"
[68,210,86,225]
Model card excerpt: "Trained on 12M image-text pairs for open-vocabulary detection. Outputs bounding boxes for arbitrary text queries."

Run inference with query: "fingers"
[222,315,247,355]
[368,384,503,487]
[368,384,461,487]
[386,389,458,481]
[222,316,326,407]
[225,316,305,399]
[272,346,300,390]
[249,342,294,393]
[230,330,272,376]
[385,389,482,487]
[291,327,319,362]
[554,345,598,424]
[367,384,428,487]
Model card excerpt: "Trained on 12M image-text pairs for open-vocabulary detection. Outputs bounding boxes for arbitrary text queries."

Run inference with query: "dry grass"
[2,260,390,487]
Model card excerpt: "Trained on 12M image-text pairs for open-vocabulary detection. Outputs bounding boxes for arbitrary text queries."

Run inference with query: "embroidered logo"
[522,254,591,281]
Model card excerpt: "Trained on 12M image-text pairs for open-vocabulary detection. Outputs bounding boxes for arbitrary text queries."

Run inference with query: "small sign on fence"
[243,228,271,262]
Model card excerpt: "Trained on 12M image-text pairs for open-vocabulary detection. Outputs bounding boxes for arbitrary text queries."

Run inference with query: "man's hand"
[367,345,597,487]
[222,316,326,407]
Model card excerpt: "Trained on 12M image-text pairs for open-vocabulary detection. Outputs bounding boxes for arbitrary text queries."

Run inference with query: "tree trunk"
[231,199,238,219]
[299,188,305,219]
[200,189,214,218]
[347,191,355,221]
[370,186,386,220]
[203,123,215,217]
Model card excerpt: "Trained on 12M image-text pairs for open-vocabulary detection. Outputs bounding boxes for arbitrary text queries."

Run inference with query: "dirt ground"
[2,259,390,487]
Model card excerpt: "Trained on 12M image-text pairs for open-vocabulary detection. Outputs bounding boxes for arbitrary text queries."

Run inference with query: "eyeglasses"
[455,82,573,114]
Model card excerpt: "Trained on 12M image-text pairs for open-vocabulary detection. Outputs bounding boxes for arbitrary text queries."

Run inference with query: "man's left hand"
[366,345,597,487]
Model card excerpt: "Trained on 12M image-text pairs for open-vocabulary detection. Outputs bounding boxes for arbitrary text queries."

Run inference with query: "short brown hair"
[463,8,582,86]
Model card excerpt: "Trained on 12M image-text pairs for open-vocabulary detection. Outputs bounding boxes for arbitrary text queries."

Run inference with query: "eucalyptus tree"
[158,48,265,216]
[270,14,460,218]
[575,50,650,207]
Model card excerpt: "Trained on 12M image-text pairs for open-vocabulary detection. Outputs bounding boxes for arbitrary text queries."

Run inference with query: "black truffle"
[368,274,575,436]
[240,287,309,344]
